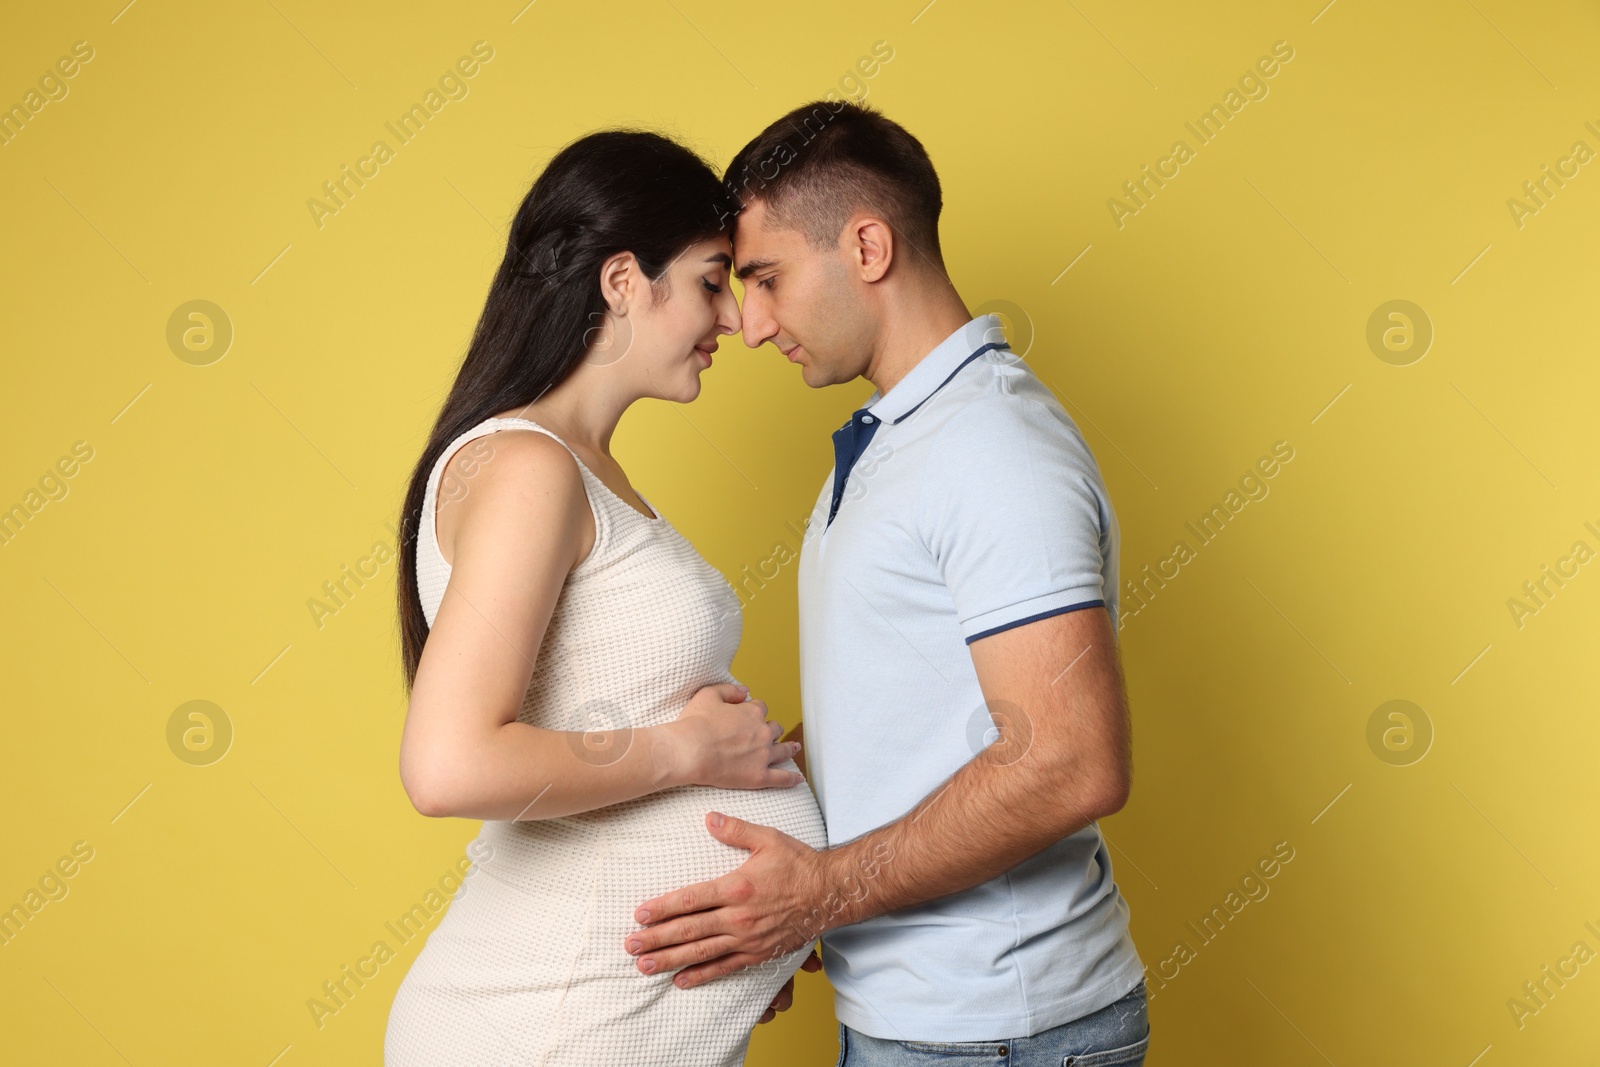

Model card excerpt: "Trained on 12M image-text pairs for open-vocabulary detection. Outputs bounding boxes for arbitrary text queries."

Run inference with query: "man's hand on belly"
[623,812,835,989]
[627,607,1134,996]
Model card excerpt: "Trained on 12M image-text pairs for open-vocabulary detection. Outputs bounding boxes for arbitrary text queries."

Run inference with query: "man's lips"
[781,345,802,363]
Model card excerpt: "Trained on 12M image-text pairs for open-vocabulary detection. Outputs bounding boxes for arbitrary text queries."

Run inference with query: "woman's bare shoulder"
[436,428,594,570]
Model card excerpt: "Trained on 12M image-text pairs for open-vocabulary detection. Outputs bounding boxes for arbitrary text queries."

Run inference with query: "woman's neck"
[502,367,631,460]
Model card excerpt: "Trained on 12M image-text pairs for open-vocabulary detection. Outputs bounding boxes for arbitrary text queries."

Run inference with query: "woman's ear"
[597,250,639,316]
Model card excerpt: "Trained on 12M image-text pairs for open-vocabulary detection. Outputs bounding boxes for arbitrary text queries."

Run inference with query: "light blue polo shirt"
[797,313,1145,1041]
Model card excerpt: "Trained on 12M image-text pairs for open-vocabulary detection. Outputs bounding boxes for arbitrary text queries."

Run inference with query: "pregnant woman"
[384,130,827,1066]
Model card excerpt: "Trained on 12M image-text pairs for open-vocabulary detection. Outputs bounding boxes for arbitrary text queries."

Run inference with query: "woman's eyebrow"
[703,252,733,267]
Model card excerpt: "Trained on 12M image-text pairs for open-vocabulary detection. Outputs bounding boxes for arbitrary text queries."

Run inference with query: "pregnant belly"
[602,763,830,904]
[586,758,826,919]
[389,765,828,1064]
[464,760,826,976]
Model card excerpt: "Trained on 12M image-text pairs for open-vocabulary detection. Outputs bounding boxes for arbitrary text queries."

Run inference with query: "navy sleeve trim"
[964,599,1106,644]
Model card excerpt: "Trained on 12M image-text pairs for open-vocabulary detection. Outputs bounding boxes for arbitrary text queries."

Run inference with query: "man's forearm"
[813,747,1114,933]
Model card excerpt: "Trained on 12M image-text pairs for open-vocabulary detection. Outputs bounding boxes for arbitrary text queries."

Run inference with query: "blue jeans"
[836,980,1149,1067]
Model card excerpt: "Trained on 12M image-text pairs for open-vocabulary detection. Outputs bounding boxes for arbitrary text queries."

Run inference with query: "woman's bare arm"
[399,431,794,821]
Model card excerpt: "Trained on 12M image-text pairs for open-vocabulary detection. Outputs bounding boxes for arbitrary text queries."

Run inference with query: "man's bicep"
[966,603,1131,816]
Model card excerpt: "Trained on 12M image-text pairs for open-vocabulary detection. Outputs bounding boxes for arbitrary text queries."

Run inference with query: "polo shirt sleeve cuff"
[961,589,1106,645]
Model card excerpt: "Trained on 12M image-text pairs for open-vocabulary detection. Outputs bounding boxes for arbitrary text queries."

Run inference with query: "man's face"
[732,198,871,389]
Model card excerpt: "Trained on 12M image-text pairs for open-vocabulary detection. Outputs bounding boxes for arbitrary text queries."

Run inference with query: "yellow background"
[3,0,1597,1063]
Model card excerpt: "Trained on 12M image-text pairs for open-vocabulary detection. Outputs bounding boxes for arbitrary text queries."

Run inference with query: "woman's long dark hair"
[396,130,738,691]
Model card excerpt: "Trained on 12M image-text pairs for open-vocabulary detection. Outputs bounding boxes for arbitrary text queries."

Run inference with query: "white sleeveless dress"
[385,416,829,1067]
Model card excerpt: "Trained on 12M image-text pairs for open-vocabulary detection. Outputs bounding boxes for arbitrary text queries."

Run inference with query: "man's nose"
[742,304,777,350]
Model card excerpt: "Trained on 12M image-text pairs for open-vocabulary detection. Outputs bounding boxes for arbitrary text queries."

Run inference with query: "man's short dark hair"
[722,100,945,270]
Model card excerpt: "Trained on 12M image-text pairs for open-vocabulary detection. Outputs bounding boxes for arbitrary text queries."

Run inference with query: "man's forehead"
[731,200,796,278]
[731,224,771,278]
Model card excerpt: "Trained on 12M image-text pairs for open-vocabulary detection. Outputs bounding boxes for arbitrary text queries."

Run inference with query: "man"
[624,101,1150,1064]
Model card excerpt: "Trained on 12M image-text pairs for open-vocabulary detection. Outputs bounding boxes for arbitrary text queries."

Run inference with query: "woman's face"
[627,235,741,403]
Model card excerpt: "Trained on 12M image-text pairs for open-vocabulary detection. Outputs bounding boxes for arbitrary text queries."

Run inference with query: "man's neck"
[863,285,972,398]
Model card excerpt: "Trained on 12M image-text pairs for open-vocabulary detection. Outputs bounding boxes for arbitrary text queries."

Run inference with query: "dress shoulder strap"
[479,417,616,564]
[418,416,613,583]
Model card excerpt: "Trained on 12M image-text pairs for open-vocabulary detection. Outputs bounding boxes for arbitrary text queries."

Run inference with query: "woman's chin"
[674,371,704,403]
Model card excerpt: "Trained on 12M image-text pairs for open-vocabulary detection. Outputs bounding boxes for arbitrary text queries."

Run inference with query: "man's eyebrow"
[733,257,778,281]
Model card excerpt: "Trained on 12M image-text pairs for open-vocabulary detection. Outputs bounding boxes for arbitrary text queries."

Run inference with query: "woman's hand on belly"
[779,722,805,778]
[664,683,805,791]
[756,950,822,1024]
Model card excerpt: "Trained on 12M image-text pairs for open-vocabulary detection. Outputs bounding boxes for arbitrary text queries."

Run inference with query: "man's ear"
[845,215,894,283]
[597,250,640,315]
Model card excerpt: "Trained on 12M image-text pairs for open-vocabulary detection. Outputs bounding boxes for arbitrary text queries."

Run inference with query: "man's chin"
[798,361,836,389]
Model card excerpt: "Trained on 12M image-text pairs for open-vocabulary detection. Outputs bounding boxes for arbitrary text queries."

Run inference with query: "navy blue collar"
[824,316,1012,529]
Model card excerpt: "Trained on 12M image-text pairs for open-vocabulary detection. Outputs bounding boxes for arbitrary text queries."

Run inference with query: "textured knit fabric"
[385,416,828,1067]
